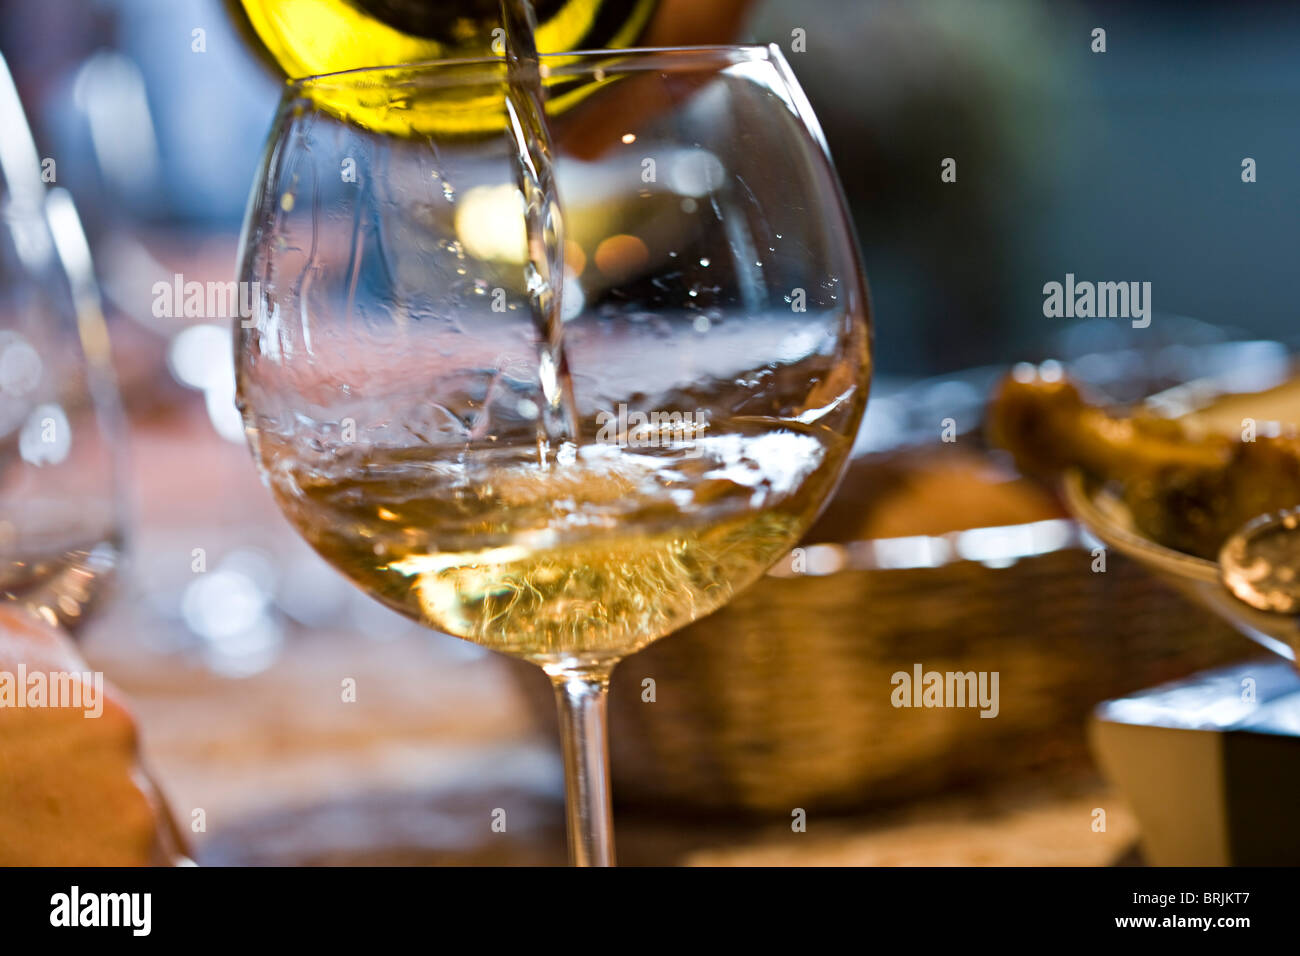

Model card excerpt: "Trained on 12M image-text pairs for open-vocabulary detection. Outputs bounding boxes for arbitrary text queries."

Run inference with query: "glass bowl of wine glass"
[235,44,871,865]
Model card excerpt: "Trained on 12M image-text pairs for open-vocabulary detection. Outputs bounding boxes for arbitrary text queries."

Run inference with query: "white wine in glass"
[236,40,870,865]
[260,421,851,665]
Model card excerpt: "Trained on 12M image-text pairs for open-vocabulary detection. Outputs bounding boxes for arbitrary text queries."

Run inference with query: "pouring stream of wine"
[500,0,582,457]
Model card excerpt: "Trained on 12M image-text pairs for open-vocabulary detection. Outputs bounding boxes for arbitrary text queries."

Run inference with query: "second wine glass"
[0,52,126,634]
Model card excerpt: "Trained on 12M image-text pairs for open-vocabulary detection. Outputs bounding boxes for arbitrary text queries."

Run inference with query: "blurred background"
[9,0,1300,378]
[1,0,1294,864]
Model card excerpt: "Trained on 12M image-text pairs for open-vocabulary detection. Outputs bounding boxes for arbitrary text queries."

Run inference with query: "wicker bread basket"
[508,447,1252,814]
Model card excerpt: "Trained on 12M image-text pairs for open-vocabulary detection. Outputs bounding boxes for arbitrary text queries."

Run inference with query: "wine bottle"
[228,0,657,80]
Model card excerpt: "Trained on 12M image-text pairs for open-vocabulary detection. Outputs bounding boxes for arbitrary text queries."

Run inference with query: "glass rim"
[286,43,778,91]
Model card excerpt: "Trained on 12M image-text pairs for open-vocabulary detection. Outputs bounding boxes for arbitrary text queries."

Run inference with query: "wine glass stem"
[549,668,615,866]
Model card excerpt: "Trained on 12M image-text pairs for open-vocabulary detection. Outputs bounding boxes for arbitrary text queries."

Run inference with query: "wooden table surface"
[79,402,1140,866]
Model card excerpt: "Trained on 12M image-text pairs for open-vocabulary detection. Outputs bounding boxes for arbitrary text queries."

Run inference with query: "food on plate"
[987,368,1300,560]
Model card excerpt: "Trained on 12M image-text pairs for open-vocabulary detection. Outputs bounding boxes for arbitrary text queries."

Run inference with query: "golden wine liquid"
[0,504,120,634]
[499,0,581,448]
[260,424,845,668]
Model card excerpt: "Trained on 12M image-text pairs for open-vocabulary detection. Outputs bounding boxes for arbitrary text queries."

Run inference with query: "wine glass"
[235,44,871,865]
[0,53,127,633]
